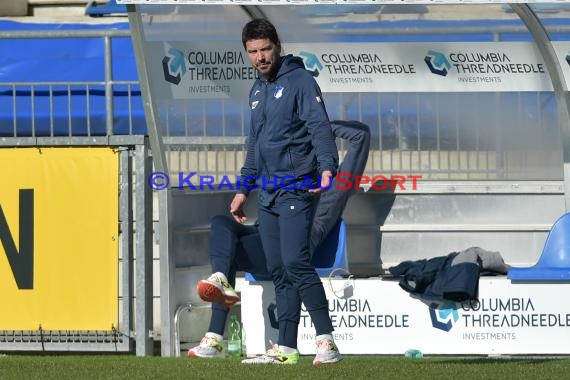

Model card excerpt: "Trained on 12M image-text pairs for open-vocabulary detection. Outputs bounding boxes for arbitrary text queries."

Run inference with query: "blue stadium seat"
[508,213,570,281]
[245,218,349,281]
[85,0,127,17]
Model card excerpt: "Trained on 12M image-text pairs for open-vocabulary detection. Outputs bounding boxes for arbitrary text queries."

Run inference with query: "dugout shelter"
[2,1,570,357]
[120,1,570,356]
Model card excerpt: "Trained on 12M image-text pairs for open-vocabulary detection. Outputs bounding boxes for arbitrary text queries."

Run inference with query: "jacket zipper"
[258,82,271,178]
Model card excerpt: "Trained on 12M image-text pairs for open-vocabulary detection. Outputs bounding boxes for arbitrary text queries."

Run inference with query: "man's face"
[245,38,280,78]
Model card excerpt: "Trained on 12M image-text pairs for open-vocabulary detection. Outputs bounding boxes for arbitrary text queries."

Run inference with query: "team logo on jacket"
[251,101,259,110]
[274,85,284,99]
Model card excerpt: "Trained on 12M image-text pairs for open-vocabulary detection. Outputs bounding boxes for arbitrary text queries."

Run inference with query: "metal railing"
[0,27,564,182]
[156,90,563,184]
[0,28,151,354]
[0,28,143,146]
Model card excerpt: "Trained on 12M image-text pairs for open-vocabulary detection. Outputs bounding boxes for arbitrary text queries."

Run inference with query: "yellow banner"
[0,147,118,330]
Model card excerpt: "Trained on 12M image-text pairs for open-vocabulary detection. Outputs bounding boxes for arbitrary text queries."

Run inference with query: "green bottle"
[228,315,242,358]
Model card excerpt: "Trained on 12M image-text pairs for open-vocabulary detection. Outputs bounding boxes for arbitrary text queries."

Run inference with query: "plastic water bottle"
[404,349,423,359]
[241,324,247,357]
[228,315,242,358]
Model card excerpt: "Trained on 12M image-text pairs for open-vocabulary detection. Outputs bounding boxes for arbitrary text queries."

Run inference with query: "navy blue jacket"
[240,55,338,195]
[388,247,509,302]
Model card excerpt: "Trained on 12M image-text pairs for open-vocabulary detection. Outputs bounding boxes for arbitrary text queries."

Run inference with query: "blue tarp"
[0,20,146,136]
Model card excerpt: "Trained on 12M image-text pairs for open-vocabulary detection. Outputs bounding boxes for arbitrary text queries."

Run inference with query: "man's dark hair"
[241,19,281,49]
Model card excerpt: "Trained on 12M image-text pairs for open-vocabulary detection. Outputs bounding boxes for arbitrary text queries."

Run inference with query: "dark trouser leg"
[258,203,302,349]
[206,215,259,335]
[208,303,229,336]
[275,192,334,336]
[209,215,258,284]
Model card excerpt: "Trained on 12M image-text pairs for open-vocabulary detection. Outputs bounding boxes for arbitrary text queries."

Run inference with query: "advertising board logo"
[425,50,452,77]
[162,47,186,85]
[299,51,323,77]
[429,302,459,332]
[0,189,34,289]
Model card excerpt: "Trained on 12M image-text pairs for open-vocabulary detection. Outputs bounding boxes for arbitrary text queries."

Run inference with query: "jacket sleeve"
[297,77,339,176]
[238,117,258,197]
[310,120,371,251]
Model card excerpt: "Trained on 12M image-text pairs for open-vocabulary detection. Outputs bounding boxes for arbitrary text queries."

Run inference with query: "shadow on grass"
[427,356,568,365]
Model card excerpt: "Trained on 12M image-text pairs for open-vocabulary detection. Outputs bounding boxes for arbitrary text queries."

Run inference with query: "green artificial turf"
[1,355,569,380]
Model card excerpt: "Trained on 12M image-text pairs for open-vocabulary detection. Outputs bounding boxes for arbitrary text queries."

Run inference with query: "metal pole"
[135,140,153,356]
[158,188,176,357]
[127,4,169,175]
[104,35,114,138]
[119,148,134,351]
[127,4,175,357]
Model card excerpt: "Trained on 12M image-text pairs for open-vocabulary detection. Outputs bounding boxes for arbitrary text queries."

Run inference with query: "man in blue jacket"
[189,120,370,363]
[229,19,341,365]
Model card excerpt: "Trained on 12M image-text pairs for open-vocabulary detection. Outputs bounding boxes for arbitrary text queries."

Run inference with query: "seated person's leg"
[197,215,257,307]
[189,215,259,359]
[235,232,268,275]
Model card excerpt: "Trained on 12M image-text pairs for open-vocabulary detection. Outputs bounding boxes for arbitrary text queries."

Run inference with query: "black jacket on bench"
[388,247,509,302]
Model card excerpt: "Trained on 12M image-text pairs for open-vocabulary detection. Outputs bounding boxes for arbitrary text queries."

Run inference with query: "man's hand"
[309,170,333,194]
[230,193,248,223]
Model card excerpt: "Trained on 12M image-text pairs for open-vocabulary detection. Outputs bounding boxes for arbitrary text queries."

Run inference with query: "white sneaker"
[313,339,342,365]
[188,334,226,359]
[197,272,240,307]
[241,344,299,365]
